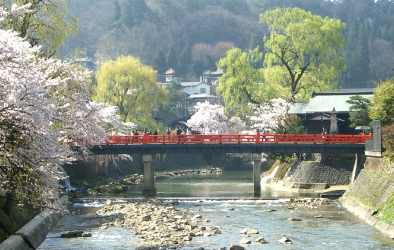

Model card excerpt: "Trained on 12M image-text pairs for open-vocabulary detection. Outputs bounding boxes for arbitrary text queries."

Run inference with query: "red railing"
[76,133,371,146]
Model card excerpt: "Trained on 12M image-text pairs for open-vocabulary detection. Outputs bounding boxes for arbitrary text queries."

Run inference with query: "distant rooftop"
[165,68,175,75]
[290,90,374,114]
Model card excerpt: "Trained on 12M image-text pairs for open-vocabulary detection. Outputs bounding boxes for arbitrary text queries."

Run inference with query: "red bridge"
[70,133,374,155]
[71,124,381,197]
[103,133,371,145]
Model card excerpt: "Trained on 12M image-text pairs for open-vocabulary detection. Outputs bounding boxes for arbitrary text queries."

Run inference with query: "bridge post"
[252,153,262,196]
[142,154,156,196]
[350,153,365,185]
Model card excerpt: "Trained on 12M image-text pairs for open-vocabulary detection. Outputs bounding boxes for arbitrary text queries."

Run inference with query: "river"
[38,171,394,250]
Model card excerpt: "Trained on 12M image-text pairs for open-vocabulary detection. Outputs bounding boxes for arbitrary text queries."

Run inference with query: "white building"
[181,82,211,95]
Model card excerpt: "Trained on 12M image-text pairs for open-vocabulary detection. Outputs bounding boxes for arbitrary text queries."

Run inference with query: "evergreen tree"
[249,34,264,51]
[358,24,370,85]
[192,58,204,77]
[178,43,192,76]
[121,0,149,27]
[153,50,167,74]
[108,0,121,30]
[204,55,216,71]
[166,43,178,70]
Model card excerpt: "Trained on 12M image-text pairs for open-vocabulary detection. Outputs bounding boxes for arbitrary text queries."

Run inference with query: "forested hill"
[63,0,394,88]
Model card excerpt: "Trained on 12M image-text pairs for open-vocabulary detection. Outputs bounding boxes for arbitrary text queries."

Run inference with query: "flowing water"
[38,171,394,250]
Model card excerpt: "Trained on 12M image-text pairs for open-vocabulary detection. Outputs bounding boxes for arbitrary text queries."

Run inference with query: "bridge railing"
[79,133,372,146]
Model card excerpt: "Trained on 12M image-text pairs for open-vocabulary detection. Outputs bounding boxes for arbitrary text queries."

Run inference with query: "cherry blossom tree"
[249,98,290,133]
[187,101,246,134]
[0,8,129,210]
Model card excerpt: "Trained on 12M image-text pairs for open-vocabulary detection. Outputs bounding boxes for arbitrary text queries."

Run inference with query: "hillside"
[63,0,394,88]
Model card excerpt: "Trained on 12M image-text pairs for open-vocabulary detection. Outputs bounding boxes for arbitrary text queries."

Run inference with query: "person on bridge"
[176,127,182,143]
[166,128,171,135]
[176,127,182,135]
[261,128,266,142]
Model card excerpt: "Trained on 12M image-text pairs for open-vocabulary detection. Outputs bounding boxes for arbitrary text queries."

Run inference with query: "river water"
[38,171,394,250]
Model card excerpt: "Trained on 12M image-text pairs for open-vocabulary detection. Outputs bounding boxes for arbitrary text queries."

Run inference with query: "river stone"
[61,230,83,238]
[240,228,259,235]
[240,238,252,244]
[279,236,292,244]
[193,214,203,220]
[266,209,277,212]
[315,215,323,218]
[229,245,245,250]
[255,237,267,243]
[183,236,192,241]
[288,217,302,221]
[141,215,151,221]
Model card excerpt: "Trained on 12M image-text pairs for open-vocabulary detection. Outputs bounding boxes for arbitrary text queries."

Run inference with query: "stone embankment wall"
[278,154,356,185]
[340,157,394,238]
[284,160,352,185]
[265,154,357,192]
[0,196,68,250]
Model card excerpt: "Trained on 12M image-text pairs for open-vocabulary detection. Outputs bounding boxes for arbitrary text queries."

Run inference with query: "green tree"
[260,7,346,101]
[167,43,178,70]
[204,55,216,71]
[369,79,394,125]
[216,47,265,115]
[192,58,203,77]
[94,56,168,126]
[346,95,372,130]
[178,43,192,75]
[0,0,79,57]
[108,0,122,30]
[167,80,183,108]
[121,0,149,27]
[153,50,167,74]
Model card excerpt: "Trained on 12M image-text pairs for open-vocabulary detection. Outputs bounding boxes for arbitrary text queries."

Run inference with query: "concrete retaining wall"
[340,164,394,239]
[267,179,329,192]
[283,154,355,185]
[0,196,68,250]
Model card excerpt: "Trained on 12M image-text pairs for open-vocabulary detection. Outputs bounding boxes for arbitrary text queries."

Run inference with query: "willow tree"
[0,0,79,57]
[216,47,266,115]
[94,56,168,128]
[260,7,346,101]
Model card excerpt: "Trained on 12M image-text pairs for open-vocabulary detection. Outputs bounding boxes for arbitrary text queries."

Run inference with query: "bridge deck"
[72,133,371,155]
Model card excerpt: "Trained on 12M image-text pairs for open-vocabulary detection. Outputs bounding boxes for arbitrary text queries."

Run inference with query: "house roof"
[289,91,374,114]
[187,93,217,100]
[181,82,210,87]
[165,68,175,75]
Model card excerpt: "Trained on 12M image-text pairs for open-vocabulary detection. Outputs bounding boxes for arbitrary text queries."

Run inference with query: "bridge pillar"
[252,153,262,196]
[142,154,156,196]
[351,153,365,185]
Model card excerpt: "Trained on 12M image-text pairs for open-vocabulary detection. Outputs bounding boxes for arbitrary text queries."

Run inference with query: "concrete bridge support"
[252,153,262,196]
[351,153,365,185]
[142,154,156,196]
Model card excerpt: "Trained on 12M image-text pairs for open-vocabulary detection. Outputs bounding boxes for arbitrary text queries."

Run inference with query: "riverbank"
[82,167,223,195]
[88,197,333,250]
[340,157,394,239]
[0,196,69,250]
[36,170,394,249]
